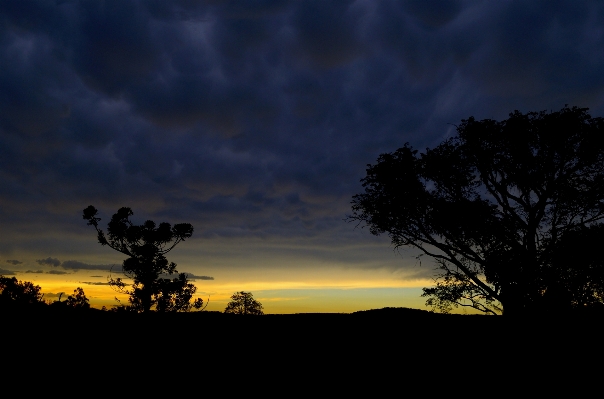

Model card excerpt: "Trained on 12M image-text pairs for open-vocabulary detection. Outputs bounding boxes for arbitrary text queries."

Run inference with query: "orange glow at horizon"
[23,274,432,313]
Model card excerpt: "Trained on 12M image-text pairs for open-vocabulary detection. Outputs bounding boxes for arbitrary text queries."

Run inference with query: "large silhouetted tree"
[83,206,204,313]
[350,106,604,316]
[224,291,264,315]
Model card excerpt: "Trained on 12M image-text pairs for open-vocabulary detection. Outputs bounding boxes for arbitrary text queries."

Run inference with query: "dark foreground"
[5,306,600,349]
[4,306,601,389]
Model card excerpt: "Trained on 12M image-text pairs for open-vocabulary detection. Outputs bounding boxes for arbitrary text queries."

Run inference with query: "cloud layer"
[2,1,604,287]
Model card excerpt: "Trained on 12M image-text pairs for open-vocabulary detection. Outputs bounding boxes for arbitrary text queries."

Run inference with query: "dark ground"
[3,306,601,390]
[4,306,600,352]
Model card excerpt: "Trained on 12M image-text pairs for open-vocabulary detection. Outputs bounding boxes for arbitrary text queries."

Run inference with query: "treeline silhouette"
[3,274,603,320]
[0,276,91,312]
[0,275,269,315]
[3,272,600,386]
[0,274,492,318]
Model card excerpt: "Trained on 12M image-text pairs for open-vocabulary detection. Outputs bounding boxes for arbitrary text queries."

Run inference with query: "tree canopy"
[83,206,204,313]
[49,287,91,310]
[350,106,604,316]
[64,287,91,309]
[224,291,264,315]
[0,276,44,307]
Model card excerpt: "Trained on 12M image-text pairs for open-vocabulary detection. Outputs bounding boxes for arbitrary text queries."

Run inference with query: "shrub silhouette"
[224,291,264,315]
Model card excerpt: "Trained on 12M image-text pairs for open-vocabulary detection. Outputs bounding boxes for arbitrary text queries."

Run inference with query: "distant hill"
[352,307,439,317]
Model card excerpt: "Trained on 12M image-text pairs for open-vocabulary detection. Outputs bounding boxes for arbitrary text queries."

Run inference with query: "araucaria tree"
[83,206,204,313]
[350,106,604,316]
[224,291,264,315]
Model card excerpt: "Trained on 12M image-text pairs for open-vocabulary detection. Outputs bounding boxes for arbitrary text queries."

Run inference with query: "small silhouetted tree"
[350,106,604,316]
[0,276,44,307]
[83,206,204,313]
[65,287,91,309]
[224,291,264,315]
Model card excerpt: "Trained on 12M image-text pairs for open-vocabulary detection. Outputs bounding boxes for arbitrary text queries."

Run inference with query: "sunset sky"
[2,1,604,313]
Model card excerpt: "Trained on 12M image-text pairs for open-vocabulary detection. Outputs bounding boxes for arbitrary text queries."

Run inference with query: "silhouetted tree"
[49,287,90,310]
[350,106,604,316]
[83,206,204,313]
[224,291,264,315]
[0,276,44,307]
[65,287,91,309]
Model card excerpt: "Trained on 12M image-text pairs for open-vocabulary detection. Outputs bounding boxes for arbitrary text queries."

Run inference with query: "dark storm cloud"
[24,270,44,274]
[2,1,604,272]
[47,270,70,275]
[289,1,365,68]
[402,0,462,29]
[5,260,21,265]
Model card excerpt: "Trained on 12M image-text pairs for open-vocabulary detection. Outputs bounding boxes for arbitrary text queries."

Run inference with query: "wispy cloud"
[80,281,111,286]
[157,272,214,281]
[34,258,116,271]
[60,260,115,271]
[0,268,16,275]
[183,273,214,281]
[36,257,61,267]
[44,292,65,299]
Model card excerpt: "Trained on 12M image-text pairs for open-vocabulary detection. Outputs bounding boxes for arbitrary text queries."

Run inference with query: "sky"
[2,0,604,313]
